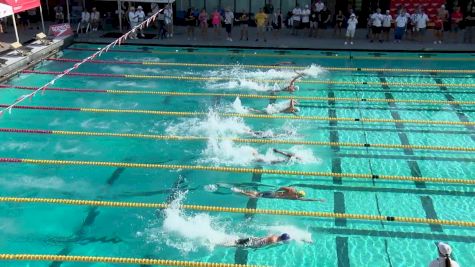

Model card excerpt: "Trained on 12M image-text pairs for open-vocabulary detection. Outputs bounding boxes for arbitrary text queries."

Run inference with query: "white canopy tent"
[96,0,175,31]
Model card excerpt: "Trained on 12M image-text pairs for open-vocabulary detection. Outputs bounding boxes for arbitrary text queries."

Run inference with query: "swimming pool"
[0,44,474,267]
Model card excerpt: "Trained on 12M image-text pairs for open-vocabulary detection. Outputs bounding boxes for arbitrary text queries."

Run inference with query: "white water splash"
[227,97,251,114]
[141,192,238,254]
[265,100,299,114]
[266,225,313,244]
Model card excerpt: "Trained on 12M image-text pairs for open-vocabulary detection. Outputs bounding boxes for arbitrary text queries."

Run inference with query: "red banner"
[49,23,73,37]
[0,0,40,14]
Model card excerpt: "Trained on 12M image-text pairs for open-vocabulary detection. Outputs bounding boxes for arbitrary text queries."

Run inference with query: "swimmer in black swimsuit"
[231,186,326,202]
[231,233,291,248]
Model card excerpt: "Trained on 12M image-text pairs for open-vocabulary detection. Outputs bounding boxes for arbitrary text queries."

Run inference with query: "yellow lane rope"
[106,90,475,106]
[0,254,263,267]
[77,108,475,126]
[5,158,474,185]
[123,74,475,88]
[0,197,474,227]
[146,50,475,61]
[140,61,475,74]
[7,129,462,152]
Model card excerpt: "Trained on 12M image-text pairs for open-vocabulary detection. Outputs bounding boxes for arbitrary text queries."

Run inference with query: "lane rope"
[1,127,473,152]
[1,158,473,185]
[65,47,475,61]
[1,104,473,126]
[0,253,263,267]
[46,58,475,74]
[2,84,474,105]
[0,197,474,227]
[21,70,475,88]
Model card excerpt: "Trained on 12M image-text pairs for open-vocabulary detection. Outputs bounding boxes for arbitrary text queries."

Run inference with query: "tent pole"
[12,13,20,43]
[39,5,46,33]
[66,0,70,23]
[118,0,122,31]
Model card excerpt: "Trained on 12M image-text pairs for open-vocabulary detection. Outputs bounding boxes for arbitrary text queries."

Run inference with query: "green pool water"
[0,44,474,267]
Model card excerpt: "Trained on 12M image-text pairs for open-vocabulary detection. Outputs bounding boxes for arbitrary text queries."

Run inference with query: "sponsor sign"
[49,23,73,37]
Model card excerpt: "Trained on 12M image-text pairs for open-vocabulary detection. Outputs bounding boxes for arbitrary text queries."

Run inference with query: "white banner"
[0,3,13,19]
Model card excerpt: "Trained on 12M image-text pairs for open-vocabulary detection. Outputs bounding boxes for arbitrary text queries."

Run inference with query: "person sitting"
[428,242,460,267]
[79,9,90,33]
[232,186,325,202]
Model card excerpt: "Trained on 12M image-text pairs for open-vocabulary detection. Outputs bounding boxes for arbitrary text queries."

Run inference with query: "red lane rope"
[21,70,126,78]
[0,128,52,134]
[0,104,81,111]
[0,158,22,163]
[47,58,142,65]
[0,85,107,93]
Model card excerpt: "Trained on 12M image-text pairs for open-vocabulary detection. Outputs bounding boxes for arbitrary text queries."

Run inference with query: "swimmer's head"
[279,233,291,241]
[297,190,306,198]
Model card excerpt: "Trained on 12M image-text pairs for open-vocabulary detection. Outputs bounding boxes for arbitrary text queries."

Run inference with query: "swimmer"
[274,72,305,93]
[281,99,299,114]
[273,61,296,66]
[231,186,326,202]
[251,149,289,164]
[229,233,291,248]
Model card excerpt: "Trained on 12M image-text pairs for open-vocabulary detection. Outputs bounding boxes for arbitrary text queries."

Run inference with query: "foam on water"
[205,64,325,92]
[142,192,238,254]
[266,225,313,244]
[227,97,251,114]
[265,100,299,114]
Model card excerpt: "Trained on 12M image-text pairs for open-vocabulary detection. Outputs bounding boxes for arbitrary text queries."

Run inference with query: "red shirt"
[451,11,463,23]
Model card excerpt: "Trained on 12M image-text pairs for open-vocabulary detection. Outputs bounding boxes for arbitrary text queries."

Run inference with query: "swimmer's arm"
[272,149,293,158]
[277,187,296,193]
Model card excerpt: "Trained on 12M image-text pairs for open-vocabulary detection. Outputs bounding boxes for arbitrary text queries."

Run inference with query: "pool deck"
[73,26,475,52]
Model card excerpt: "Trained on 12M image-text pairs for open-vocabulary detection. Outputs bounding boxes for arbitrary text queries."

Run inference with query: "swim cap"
[436,242,452,256]
[297,190,306,197]
[279,233,290,241]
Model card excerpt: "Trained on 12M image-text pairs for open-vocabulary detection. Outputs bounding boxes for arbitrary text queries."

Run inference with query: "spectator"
[334,10,345,36]
[164,4,173,37]
[193,7,200,26]
[79,9,90,33]
[414,7,429,42]
[450,6,463,41]
[151,2,159,28]
[464,1,475,43]
[291,4,302,35]
[198,9,208,39]
[237,11,249,41]
[434,5,449,44]
[382,10,392,42]
[128,6,138,39]
[320,7,332,32]
[185,8,196,40]
[224,8,234,41]
[394,9,408,43]
[0,17,4,34]
[315,0,325,14]
[54,4,64,23]
[301,5,311,36]
[370,8,383,42]
[157,9,167,39]
[19,11,30,30]
[272,9,283,38]
[255,8,268,42]
[309,5,318,37]
[133,6,144,37]
[90,7,100,32]
[428,242,460,267]
[211,9,222,37]
[345,13,357,45]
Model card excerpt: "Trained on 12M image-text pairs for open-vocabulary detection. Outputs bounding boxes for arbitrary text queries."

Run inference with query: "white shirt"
[135,10,145,22]
[315,2,325,12]
[382,14,392,27]
[371,13,383,27]
[224,11,234,24]
[301,8,310,23]
[129,11,138,24]
[164,8,173,22]
[347,18,358,30]
[90,11,100,21]
[81,11,90,22]
[428,257,460,267]
[415,13,429,29]
[292,8,302,21]
[395,15,407,27]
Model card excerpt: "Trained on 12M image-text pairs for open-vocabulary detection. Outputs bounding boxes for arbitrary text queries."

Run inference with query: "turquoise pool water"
[0,44,474,267]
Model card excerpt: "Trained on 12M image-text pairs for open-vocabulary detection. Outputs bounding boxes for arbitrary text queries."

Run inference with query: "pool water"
[0,44,474,267]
